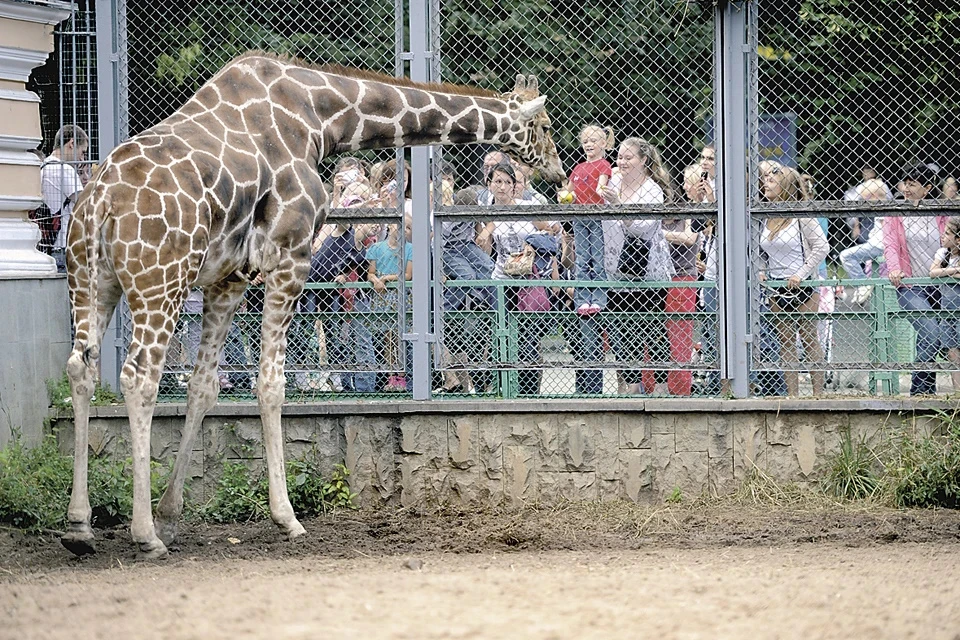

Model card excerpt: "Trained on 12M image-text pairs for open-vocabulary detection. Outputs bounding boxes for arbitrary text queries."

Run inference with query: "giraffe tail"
[80,189,109,366]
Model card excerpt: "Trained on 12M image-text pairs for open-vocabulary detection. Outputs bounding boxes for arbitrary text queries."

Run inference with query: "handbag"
[503,243,535,277]
[618,235,650,279]
[517,284,550,311]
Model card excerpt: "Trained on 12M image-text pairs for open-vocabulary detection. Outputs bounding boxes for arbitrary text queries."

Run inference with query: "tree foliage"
[759,0,960,195]
[121,0,957,196]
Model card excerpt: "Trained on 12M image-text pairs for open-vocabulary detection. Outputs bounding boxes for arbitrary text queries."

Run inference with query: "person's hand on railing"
[371,274,388,293]
[888,269,905,288]
[787,275,801,289]
[333,274,348,284]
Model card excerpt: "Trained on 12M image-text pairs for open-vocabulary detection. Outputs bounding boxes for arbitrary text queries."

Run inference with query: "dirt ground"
[3,503,960,640]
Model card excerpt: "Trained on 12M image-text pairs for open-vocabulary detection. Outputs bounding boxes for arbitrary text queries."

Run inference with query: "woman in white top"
[758,164,830,397]
[478,162,558,395]
[600,137,675,394]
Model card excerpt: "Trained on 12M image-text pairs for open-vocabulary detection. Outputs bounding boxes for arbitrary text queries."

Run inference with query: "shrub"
[0,432,167,532]
[196,460,270,523]
[47,372,120,410]
[198,452,358,524]
[885,412,960,509]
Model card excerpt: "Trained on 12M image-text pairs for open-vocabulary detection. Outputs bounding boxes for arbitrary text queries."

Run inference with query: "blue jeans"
[443,242,495,310]
[312,290,375,393]
[701,286,721,395]
[840,242,882,280]
[572,219,607,309]
[896,286,940,396]
[753,299,788,396]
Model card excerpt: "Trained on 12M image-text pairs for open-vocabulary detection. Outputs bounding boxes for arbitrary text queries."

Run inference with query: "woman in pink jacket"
[883,163,947,396]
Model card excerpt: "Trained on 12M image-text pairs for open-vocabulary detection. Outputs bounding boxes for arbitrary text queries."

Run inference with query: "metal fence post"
[715,0,751,398]
[407,0,434,399]
[95,0,123,392]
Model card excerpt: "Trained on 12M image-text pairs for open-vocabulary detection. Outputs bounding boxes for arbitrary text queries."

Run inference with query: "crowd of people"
[168,132,958,398]
[34,126,960,398]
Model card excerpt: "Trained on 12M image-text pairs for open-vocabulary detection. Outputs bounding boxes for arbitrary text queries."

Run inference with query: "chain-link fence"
[110,0,414,398]
[39,0,960,399]
[431,0,719,396]
[752,1,960,397]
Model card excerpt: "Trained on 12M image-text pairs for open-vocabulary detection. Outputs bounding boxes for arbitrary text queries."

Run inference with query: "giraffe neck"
[328,80,515,154]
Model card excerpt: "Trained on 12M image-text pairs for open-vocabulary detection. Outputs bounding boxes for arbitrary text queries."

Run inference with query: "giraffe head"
[498,75,565,184]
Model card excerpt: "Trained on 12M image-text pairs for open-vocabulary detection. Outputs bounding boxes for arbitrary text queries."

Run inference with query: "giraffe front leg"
[155,281,248,547]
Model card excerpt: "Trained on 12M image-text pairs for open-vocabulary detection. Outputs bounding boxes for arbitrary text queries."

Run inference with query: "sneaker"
[576,303,593,316]
[588,303,602,314]
[855,286,873,305]
[328,373,344,393]
[385,374,407,392]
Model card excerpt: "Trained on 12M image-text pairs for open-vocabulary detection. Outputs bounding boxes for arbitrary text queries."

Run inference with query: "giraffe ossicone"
[60,52,564,559]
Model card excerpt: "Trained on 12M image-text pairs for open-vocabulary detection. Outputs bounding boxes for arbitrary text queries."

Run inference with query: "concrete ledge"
[83,396,959,419]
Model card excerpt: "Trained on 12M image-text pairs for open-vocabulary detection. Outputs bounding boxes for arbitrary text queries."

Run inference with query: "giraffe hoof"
[154,518,179,547]
[137,539,169,561]
[285,520,307,541]
[61,527,96,557]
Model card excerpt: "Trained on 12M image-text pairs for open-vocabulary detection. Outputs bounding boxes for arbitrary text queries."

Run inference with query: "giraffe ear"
[518,96,547,122]
[513,74,527,94]
[526,75,540,96]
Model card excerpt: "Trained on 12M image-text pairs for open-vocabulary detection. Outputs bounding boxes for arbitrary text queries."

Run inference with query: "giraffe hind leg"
[62,278,122,556]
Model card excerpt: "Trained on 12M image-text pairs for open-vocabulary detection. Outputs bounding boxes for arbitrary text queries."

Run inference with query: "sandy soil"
[3,504,960,640]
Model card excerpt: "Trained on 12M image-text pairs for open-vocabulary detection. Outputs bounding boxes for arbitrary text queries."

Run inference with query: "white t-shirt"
[933,247,960,272]
[760,219,805,279]
[41,158,83,249]
[491,220,538,280]
[904,217,942,278]
[602,177,665,279]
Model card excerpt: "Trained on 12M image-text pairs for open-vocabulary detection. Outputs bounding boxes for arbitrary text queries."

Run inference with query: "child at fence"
[929,217,960,392]
[560,124,615,317]
[367,214,414,392]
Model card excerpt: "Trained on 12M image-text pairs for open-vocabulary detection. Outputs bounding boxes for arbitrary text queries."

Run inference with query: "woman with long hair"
[758,164,830,396]
[601,137,675,394]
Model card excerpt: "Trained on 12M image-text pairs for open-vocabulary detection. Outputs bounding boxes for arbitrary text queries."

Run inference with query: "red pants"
[664,276,696,395]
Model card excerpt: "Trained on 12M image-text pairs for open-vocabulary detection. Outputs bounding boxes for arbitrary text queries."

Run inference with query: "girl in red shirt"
[560,125,615,315]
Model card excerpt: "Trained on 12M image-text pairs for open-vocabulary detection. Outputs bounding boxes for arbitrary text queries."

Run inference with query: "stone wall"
[51,399,948,507]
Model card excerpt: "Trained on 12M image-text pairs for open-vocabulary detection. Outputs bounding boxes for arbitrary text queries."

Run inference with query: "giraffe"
[61,52,564,559]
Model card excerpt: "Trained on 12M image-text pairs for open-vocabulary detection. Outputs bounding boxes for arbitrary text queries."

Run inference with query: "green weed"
[0,431,167,532]
[198,451,358,524]
[884,411,960,509]
[822,427,880,501]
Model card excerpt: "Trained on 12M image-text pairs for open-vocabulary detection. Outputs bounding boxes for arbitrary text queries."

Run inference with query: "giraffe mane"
[232,51,504,98]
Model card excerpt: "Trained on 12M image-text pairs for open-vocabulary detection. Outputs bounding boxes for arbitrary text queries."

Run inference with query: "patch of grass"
[46,372,120,410]
[820,410,960,509]
[196,460,270,524]
[884,410,960,509]
[197,451,358,524]
[0,431,167,532]
[822,427,880,501]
